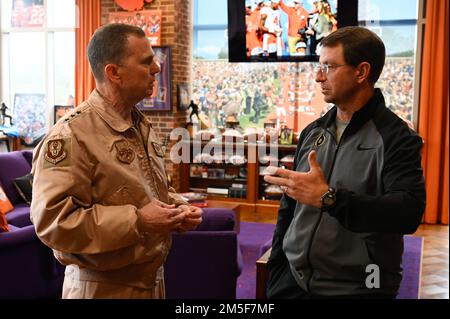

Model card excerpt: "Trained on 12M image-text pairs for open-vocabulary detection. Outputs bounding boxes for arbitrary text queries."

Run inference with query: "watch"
[321,187,336,211]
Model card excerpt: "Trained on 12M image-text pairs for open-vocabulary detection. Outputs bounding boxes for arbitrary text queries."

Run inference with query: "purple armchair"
[0,150,34,227]
[164,208,243,299]
[0,224,65,298]
[0,150,65,298]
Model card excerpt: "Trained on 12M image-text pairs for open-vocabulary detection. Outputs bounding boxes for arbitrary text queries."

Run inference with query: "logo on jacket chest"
[114,140,135,164]
[314,134,326,148]
[152,142,164,157]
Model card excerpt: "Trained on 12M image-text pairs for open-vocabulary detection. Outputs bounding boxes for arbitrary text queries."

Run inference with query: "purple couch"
[0,150,65,298]
[164,208,243,299]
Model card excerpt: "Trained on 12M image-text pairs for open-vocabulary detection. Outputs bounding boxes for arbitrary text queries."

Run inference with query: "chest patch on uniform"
[314,134,326,147]
[44,139,67,165]
[114,140,135,164]
[152,142,164,157]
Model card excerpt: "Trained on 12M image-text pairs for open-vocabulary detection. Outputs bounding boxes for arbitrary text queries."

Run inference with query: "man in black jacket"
[264,26,425,299]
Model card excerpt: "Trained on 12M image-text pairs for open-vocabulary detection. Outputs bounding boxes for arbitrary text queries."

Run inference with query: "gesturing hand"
[263,151,329,208]
[137,198,186,234]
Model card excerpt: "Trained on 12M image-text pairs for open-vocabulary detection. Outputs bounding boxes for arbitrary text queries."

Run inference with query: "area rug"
[236,221,423,299]
[236,221,275,299]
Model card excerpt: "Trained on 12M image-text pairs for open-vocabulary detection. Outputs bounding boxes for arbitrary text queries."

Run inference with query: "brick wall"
[101,0,191,191]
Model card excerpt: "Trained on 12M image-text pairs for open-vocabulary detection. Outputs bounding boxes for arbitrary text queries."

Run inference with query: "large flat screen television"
[228,0,358,62]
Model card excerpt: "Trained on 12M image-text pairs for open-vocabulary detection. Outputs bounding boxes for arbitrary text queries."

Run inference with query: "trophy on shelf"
[0,103,14,126]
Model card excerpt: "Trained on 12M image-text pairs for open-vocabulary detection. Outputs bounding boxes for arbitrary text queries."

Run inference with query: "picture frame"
[108,10,162,46]
[136,46,172,112]
[54,105,74,124]
[177,83,190,111]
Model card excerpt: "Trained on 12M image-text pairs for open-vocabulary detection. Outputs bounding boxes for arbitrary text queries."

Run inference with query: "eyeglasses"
[314,63,348,75]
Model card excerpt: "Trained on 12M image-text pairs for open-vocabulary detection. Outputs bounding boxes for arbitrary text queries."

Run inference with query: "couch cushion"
[195,208,235,231]
[0,151,32,204]
[13,173,33,205]
[0,185,14,214]
[7,224,19,231]
[5,203,31,227]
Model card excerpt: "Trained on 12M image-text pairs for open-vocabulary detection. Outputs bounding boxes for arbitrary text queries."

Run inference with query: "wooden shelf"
[179,139,296,221]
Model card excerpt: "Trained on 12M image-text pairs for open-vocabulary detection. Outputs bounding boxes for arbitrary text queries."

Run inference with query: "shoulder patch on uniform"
[43,137,71,167]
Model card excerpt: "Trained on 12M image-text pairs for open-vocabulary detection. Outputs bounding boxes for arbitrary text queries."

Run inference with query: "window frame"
[358,0,425,129]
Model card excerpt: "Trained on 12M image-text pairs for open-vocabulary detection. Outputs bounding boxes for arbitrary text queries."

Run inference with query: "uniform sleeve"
[31,131,141,256]
[328,133,426,234]
[167,187,189,206]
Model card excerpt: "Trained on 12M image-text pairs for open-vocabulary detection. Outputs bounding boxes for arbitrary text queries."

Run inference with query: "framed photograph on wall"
[136,46,171,111]
[177,83,190,111]
[54,105,74,124]
[108,10,162,46]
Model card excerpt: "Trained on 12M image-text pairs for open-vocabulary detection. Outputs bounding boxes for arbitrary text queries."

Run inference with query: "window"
[192,0,424,132]
[0,0,76,142]
[359,0,423,127]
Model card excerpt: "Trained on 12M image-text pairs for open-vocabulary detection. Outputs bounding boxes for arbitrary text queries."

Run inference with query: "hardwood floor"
[413,224,449,299]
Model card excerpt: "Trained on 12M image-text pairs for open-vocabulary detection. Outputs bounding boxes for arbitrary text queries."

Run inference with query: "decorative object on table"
[0,103,13,126]
[13,93,46,146]
[264,184,284,200]
[264,121,278,144]
[108,9,161,46]
[177,83,190,111]
[190,165,203,178]
[279,122,293,144]
[54,105,74,124]
[136,46,171,111]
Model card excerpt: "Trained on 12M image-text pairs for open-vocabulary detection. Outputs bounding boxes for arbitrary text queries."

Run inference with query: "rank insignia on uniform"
[152,142,164,157]
[314,134,326,147]
[114,140,135,164]
[44,139,67,165]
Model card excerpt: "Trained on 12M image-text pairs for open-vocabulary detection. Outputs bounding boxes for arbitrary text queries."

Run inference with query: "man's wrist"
[320,187,337,211]
[135,208,148,240]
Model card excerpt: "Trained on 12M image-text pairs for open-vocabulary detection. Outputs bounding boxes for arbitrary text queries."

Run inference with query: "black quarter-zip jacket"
[269,89,426,296]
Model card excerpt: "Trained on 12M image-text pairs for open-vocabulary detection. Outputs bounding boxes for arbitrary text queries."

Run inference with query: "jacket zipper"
[306,127,341,292]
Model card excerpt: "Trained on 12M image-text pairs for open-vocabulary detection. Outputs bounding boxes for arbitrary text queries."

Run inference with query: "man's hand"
[175,205,203,233]
[137,198,186,234]
[263,151,328,208]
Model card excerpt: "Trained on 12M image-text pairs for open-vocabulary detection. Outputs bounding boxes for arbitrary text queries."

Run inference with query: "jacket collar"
[87,89,152,133]
[317,88,385,136]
